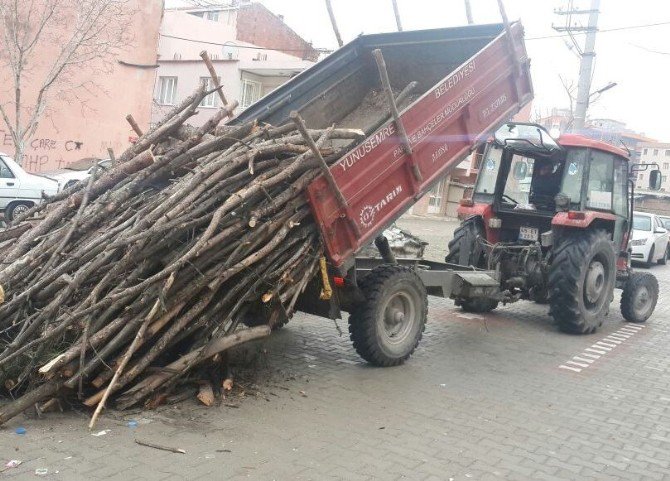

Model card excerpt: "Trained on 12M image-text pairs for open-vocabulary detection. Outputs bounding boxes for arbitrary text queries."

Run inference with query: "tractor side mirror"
[512,162,528,180]
[649,170,662,191]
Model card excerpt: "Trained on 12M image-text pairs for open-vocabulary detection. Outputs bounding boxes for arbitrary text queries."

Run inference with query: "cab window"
[586,151,615,211]
[560,149,587,205]
[501,155,533,205]
[612,157,628,218]
[0,158,14,179]
[474,145,502,195]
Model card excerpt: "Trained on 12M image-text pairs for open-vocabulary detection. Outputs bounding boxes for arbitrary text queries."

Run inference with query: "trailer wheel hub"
[382,292,414,340]
[585,260,606,306]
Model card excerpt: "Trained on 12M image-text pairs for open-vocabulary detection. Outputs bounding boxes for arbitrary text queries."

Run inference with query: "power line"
[159,34,333,54]
[527,20,670,40]
[631,43,670,55]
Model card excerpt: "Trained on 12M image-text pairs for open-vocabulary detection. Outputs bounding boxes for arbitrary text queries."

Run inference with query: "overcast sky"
[167,0,670,140]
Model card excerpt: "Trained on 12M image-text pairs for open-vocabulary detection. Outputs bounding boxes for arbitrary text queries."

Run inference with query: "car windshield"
[633,215,652,231]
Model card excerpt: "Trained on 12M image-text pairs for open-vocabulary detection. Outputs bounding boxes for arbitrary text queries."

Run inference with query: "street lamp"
[589,81,617,100]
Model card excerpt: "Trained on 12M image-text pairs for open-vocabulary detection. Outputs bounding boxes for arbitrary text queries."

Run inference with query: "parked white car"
[46,159,112,191]
[630,211,670,266]
[0,153,59,221]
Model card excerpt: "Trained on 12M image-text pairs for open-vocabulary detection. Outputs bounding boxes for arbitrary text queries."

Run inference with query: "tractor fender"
[551,211,617,232]
[457,203,499,243]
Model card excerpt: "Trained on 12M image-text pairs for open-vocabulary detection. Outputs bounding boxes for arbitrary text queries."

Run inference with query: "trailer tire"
[348,264,427,366]
[548,229,616,334]
[620,272,658,323]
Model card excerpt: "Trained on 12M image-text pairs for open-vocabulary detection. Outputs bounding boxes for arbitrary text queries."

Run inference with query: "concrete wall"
[0,0,163,173]
[635,196,670,216]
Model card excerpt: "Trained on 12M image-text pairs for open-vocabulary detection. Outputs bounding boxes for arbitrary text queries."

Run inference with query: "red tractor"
[447,123,661,334]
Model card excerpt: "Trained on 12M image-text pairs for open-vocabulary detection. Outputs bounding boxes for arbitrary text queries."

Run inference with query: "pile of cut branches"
[0,83,365,427]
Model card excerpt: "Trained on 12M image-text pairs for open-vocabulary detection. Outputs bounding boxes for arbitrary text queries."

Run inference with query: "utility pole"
[553,0,600,132]
[391,0,403,31]
[325,0,344,48]
[464,0,474,24]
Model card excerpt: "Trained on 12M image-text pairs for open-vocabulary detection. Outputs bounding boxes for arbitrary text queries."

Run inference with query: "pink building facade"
[0,1,163,173]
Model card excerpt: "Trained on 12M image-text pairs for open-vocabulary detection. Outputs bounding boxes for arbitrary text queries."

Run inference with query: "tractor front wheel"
[620,272,658,323]
[548,229,616,334]
[348,265,427,366]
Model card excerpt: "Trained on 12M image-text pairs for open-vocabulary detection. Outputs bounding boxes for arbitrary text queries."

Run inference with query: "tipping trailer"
[233,22,533,365]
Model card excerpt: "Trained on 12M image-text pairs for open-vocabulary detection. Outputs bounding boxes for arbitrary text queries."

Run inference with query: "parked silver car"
[46,158,112,192]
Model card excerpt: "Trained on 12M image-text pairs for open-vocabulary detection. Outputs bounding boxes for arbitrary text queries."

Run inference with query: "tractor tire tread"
[620,271,659,323]
[548,229,614,334]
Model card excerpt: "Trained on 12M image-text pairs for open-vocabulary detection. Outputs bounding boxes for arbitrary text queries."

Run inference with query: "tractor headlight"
[630,238,647,246]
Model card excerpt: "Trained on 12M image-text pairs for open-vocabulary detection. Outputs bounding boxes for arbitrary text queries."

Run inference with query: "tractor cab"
[469,123,635,252]
[449,123,661,334]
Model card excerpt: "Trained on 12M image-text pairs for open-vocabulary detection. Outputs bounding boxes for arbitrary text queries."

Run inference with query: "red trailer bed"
[306,22,532,270]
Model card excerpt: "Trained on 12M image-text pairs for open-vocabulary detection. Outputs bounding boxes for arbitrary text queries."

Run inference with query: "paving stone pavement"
[2,217,670,480]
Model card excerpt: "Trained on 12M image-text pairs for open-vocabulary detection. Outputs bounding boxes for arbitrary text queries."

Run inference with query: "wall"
[152,60,242,128]
[236,3,319,61]
[635,196,670,216]
[0,0,163,173]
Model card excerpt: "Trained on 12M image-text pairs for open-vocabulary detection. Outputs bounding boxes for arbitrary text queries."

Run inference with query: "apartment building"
[152,3,317,126]
[637,142,670,191]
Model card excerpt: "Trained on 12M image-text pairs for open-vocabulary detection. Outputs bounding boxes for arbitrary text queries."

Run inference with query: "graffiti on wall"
[0,129,84,172]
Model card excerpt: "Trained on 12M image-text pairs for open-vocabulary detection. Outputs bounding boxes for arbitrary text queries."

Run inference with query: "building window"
[156,76,177,105]
[664,163,669,170]
[643,148,648,155]
[190,10,220,21]
[199,77,220,108]
[666,150,670,157]
[653,149,659,156]
[639,174,644,181]
[241,79,262,109]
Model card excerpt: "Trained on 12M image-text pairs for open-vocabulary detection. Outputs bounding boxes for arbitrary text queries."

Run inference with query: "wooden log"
[197,381,215,406]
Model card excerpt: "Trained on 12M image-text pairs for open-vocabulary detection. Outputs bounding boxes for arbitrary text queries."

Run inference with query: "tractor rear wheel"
[548,229,616,334]
[620,272,658,323]
[446,218,499,313]
[348,265,427,366]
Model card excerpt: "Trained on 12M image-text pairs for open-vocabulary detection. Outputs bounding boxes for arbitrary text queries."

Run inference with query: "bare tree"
[0,0,132,166]
[559,74,576,130]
